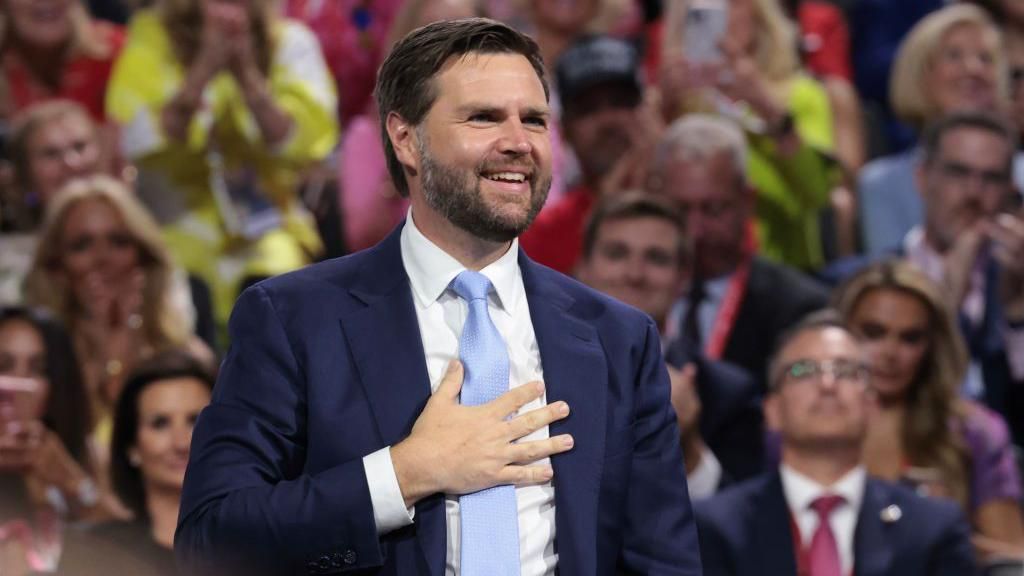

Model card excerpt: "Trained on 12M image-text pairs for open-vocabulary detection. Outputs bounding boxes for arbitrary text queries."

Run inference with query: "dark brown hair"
[110,349,214,519]
[921,111,1017,173]
[374,17,548,197]
[0,306,90,465]
[581,191,688,265]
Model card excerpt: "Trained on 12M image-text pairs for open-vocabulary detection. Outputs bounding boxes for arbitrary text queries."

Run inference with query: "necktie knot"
[810,494,845,519]
[451,270,493,302]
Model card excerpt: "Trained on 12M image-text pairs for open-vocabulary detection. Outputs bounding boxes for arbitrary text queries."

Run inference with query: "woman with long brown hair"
[835,260,1024,561]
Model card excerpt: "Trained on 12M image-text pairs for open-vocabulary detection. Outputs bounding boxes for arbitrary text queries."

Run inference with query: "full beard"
[419,140,551,243]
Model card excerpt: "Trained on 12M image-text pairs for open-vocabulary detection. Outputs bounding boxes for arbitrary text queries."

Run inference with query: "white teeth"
[486,172,526,183]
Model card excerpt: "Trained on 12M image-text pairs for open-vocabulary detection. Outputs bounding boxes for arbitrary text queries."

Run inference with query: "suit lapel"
[853,480,895,576]
[748,474,800,576]
[520,254,607,575]
[341,226,445,576]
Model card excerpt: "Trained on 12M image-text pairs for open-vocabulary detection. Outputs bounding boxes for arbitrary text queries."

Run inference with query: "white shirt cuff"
[362,447,415,535]
[1003,323,1024,381]
[686,446,723,501]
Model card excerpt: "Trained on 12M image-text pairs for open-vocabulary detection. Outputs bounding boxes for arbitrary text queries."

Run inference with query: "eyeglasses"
[776,358,870,389]
[934,160,1011,189]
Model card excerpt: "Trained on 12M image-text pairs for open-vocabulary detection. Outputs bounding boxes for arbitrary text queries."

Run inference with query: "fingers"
[503,400,570,440]
[491,380,545,419]
[496,464,555,486]
[435,360,464,402]
[681,363,698,385]
[506,434,574,465]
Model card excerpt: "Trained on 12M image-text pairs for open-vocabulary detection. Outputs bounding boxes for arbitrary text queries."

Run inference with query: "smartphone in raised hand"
[683,0,729,63]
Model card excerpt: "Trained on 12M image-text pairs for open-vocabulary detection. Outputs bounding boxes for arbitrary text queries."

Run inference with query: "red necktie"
[808,494,845,576]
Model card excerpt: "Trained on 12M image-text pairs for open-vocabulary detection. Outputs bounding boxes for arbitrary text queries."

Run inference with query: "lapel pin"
[880,505,902,523]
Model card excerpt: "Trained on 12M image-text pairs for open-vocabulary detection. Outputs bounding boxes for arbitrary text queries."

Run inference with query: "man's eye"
[469,113,495,123]
[524,116,548,128]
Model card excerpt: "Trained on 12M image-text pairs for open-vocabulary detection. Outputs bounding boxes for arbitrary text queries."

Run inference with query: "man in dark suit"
[650,115,829,395]
[175,18,702,576]
[576,192,764,491]
[696,312,976,576]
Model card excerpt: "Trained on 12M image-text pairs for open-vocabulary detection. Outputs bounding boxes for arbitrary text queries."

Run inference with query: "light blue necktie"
[450,270,520,576]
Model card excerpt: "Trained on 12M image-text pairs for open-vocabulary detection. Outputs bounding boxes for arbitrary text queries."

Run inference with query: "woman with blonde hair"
[858,4,1014,255]
[835,259,1024,561]
[0,100,106,305]
[24,175,211,498]
[0,0,124,121]
[658,0,840,270]
[105,0,338,329]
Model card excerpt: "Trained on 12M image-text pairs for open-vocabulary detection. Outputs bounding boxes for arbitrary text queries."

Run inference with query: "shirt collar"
[400,208,521,313]
[779,464,866,518]
[703,273,733,302]
[903,226,945,284]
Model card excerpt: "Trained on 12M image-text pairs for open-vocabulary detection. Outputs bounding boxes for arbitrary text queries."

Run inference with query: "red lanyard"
[704,258,751,360]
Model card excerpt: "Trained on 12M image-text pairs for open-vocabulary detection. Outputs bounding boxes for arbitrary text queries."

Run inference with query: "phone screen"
[684,1,729,63]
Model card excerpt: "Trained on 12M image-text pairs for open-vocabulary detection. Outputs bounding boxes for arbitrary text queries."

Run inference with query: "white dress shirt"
[685,446,723,501]
[361,211,557,575]
[779,465,866,576]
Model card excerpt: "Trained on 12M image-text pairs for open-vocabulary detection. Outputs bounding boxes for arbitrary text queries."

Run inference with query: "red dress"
[2,20,124,122]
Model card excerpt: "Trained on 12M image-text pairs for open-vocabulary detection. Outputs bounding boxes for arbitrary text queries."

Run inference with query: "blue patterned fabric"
[450,270,520,575]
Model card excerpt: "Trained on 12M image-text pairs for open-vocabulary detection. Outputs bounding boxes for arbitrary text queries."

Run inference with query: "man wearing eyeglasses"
[694,310,975,576]
[907,111,1024,448]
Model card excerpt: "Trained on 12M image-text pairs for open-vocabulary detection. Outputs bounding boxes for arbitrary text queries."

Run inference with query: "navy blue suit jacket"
[695,473,976,576]
[175,226,702,575]
[664,337,764,483]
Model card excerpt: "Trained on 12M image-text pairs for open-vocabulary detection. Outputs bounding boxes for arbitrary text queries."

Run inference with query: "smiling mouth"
[483,172,528,184]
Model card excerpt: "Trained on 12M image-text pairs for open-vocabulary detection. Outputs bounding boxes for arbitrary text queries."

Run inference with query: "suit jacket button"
[343,550,357,565]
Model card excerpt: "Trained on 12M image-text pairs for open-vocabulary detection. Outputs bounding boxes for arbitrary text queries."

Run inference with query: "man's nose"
[497,119,532,156]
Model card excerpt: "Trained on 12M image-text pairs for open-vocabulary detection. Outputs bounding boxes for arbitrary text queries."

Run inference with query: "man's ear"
[386,112,420,176]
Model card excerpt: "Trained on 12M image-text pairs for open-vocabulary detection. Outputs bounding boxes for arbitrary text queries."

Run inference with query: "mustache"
[477,158,537,180]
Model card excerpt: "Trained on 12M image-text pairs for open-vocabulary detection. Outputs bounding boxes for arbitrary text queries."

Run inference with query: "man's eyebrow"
[455,104,551,118]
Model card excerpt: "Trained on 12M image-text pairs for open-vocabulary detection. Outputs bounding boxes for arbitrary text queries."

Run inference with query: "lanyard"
[704,258,751,360]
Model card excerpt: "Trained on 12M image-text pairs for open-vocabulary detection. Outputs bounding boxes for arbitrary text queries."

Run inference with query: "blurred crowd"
[0,0,1022,574]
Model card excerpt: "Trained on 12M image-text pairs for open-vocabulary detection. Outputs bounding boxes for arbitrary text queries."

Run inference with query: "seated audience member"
[0,306,124,576]
[24,176,212,497]
[658,0,838,271]
[696,311,976,576]
[339,0,484,253]
[835,260,1024,562]
[520,34,659,275]
[903,111,1024,446]
[651,115,829,393]
[576,192,763,494]
[104,0,338,328]
[858,5,1019,255]
[0,101,106,305]
[58,350,213,575]
[0,0,124,122]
